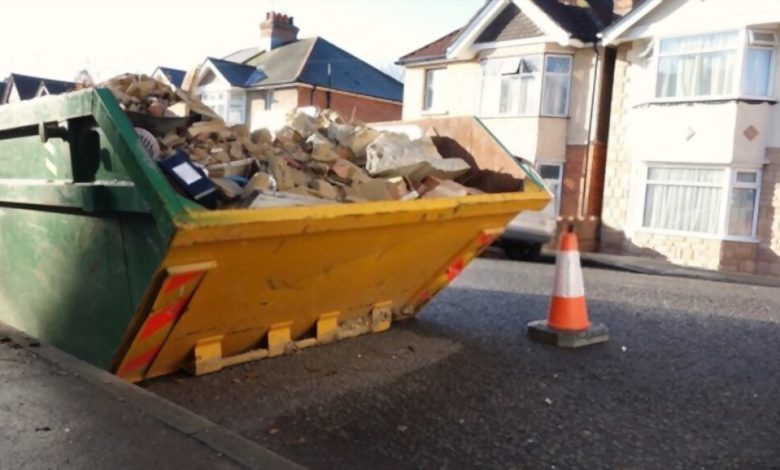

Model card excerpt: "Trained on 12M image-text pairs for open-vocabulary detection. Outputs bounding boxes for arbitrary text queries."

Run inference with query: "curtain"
[656,32,738,98]
[744,49,772,96]
[481,57,540,115]
[542,74,570,116]
[643,168,724,234]
[728,188,757,236]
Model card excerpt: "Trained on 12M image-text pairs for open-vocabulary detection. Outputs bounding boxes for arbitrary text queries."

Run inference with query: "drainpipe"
[579,42,601,219]
[326,63,332,109]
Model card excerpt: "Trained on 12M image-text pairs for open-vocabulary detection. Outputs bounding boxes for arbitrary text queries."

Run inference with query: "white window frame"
[227,92,246,125]
[478,53,572,118]
[541,54,572,118]
[739,45,777,101]
[748,29,778,47]
[538,162,564,216]
[725,169,762,240]
[637,164,761,241]
[422,68,448,114]
[652,28,778,103]
[198,89,245,125]
[653,30,741,102]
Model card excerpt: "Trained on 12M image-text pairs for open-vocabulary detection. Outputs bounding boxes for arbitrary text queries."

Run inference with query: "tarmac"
[0,323,302,470]
[1,250,777,469]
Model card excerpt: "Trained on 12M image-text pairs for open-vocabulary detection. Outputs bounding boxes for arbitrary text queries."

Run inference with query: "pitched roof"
[475,3,544,43]
[214,37,403,102]
[6,74,44,100]
[398,0,614,65]
[157,67,186,87]
[39,78,74,95]
[223,47,264,64]
[242,38,316,85]
[298,38,403,101]
[530,0,607,42]
[396,29,462,65]
[208,57,267,87]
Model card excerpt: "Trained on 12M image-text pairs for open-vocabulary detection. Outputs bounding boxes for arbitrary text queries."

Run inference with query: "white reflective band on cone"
[552,251,585,298]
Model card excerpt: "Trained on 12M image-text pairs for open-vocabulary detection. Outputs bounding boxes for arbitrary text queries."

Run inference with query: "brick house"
[188,12,403,131]
[397,0,619,249]
[600,0,780,275]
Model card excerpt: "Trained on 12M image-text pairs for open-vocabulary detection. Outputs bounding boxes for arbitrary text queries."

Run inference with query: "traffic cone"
[527,226,608,348]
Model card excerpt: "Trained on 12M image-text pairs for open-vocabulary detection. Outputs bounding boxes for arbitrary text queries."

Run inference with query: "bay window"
[198,91,246,125]
[656,32,738,99]
[641,166,760,239]
[655,29,777,100]
[480,54,571,117]
[542,56,572,116]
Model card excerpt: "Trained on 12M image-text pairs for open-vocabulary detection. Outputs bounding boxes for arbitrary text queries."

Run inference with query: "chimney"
[613,0,634,16]
[260,12,299,51]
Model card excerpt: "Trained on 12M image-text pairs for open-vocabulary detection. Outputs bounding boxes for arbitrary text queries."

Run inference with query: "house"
[188,12,403,131]
[151,67,186,89]
[397,0,619,250]
[1,73,74,104]
[35,78,76,98]
[599,0,780,276]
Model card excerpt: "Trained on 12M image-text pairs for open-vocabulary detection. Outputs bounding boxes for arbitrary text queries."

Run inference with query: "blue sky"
[0,0,484,82]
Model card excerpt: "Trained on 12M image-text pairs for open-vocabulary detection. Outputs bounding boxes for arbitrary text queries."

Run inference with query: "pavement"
[144,258,780,469]
[553,249,780,289]
[0,324,302,470]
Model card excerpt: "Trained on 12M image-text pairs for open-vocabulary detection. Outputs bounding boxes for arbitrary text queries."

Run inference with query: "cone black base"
[527,320,609,348]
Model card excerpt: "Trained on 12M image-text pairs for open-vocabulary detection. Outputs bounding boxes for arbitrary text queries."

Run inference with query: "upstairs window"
[480,54,572,117]
[423,68,447,113]
[656,32,739,99]
[542,55,572,116]
[743,29,777,97]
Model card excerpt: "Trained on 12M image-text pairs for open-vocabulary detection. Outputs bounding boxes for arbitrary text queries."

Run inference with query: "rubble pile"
[103,74,481,209]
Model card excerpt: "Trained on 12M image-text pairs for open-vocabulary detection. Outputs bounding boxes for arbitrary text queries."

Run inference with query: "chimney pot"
[260,10,299,51]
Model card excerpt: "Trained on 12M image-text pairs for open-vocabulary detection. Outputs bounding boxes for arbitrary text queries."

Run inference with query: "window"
[642,166,760,238]
[480,54,571,117]
[199,91,245,124]
[480,56,541,115]
[227,94,245,125]
[656,32,739,98]
[728,171,760,237]
[538,163,563,215]
[748,29,778,47]
[264,90,275,111]
[743,47,774,97]
[423,68,447,113]
[542,56,572,116]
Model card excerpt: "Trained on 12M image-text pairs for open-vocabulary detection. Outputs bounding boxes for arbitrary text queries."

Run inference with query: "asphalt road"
[145,258,780,469]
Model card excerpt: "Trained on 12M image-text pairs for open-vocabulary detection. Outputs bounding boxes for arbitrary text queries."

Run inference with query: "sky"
[0,0,484,83]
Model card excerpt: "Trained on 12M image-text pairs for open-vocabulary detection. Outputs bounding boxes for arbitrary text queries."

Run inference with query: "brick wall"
[298,87,402,123]
[601,44,634,254]
[547,143,607,253]
[750,149,780,276]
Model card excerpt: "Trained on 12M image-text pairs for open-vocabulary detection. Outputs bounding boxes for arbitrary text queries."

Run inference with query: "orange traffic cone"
[527,226,608,348]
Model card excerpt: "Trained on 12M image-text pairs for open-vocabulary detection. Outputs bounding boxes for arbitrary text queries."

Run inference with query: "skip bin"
[0,89,550,382]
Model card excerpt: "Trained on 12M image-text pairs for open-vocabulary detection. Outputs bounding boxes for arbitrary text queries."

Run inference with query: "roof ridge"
[292,36,320,82]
